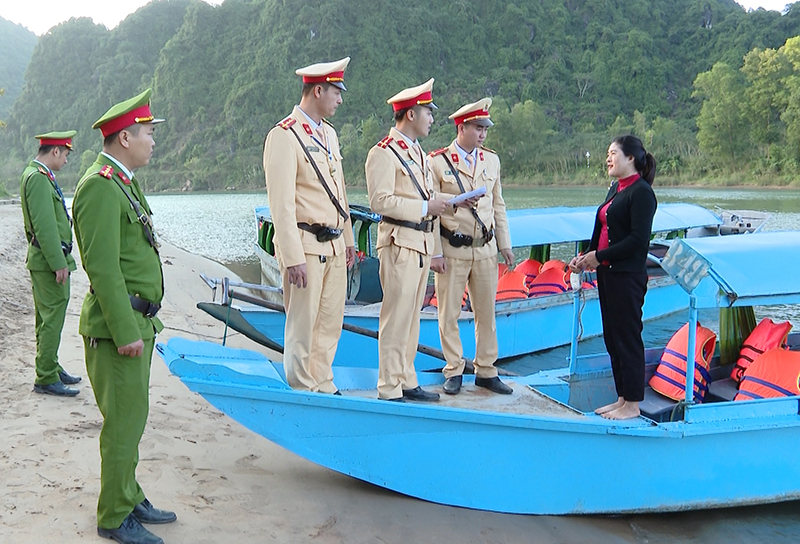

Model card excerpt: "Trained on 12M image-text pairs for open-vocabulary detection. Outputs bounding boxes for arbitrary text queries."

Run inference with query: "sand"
[0,202,637,544]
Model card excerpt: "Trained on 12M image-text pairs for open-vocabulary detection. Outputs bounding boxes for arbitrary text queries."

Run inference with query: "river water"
[146,186,800,542]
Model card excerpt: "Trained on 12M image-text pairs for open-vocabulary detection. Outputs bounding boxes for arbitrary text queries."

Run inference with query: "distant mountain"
[0,17,37,119]
[3,0,800,189]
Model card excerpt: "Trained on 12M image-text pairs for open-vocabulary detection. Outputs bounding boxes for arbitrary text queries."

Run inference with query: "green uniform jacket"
[73,154,164,346]
[20,161,77,273]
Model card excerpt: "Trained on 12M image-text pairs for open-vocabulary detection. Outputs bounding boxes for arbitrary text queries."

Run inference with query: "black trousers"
[596,266,648,402]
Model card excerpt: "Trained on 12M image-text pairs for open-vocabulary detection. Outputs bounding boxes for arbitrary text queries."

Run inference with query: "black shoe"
[381,397,405,402]
[98,513,164,544]
[442,375,462,395]
[475,376,513,395]
[333,390,342,396]
[132,499,177,524]
[402,386,440,402]
[59,370,82,385]
[33,382,79,397]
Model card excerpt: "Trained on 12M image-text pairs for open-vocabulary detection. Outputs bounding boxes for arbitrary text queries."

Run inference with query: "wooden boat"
[158,230,800,515]
[200,203,739,370]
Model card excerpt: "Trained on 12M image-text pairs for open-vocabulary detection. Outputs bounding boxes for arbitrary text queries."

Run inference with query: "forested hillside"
[0,17,37,119]
[2,0,800,191]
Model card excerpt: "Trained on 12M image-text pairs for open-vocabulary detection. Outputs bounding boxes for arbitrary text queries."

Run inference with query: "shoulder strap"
[285,124,349,220]
[109,176,159,252]
[385,143,429,201]
[440,153,489,237]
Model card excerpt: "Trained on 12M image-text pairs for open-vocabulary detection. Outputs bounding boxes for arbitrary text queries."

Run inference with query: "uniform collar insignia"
[302,123,313,135]
[396,139,408,150]
[451,153,459,163]
[479,152,484,161]
[119,171,131,185]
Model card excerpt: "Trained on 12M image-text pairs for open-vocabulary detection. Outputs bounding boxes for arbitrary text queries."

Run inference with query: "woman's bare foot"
[594,396,624,415]
[601,401,641,420]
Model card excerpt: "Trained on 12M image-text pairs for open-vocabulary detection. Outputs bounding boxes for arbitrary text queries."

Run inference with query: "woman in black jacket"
[569,135,657,420]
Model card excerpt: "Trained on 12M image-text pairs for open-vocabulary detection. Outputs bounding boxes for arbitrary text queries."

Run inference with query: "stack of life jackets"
[730,318,792,384]
[649,322,717,402]
[734,347,800,400]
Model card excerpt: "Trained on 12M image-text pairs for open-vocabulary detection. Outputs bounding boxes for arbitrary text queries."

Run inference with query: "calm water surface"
[147,186,800,542]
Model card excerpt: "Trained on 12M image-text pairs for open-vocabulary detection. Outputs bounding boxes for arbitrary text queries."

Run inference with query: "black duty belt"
[297,222,343,242]
[30,236,73,256]
[129,294,161,318]
[381,216,434,233]
[440,225,493,248]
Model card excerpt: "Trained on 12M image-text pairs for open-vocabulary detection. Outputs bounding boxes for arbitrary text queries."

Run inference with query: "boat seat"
[706,377,738,402]
[639,387,679,423]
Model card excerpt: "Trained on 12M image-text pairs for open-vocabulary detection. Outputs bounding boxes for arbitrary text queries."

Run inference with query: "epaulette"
[480,145,496,154]
[99,165,114,179]
[322,118,335,128]
[277,117,296,130]
[429,148,448,157]
[37,166,48,175]
[377,136,393,149]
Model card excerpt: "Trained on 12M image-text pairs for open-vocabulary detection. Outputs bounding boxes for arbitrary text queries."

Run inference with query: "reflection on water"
[145,187,800,541]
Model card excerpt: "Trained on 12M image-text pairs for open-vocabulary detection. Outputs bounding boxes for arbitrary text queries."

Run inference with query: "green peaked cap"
[34,130,78,148]
[92,88,165,136]
[35,130,77,140]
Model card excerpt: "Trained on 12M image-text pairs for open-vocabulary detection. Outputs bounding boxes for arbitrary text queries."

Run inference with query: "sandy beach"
[0,202,675,544]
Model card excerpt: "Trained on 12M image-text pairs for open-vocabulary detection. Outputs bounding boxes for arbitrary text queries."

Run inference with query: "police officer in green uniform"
[21,131,82,396]
[73,89,175,544]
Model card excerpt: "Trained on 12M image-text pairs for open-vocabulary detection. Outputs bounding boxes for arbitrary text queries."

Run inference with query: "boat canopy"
[506,203,721,247]
[257,202,721,248]
[661,231,800,308]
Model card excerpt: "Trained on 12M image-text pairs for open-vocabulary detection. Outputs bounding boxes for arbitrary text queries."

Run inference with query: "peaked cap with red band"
[387,78,438,112]
[449,97,494,127]
[35,130,77,148]
[92,88,166,138]
[296,57,350,91]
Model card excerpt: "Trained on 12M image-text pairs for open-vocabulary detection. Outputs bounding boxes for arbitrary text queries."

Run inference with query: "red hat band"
[99,104,155,138]
[303,71,345,84]
[453,109,491,126]
[39,138,73,148]
[392,91,433,112]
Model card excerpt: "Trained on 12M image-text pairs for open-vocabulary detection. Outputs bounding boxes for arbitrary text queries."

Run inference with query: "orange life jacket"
[649,323,717,403]
[540,259,567,274]
[496,269,529,301]
[730,318,792,383]
[498,262,509,277]
[515,258,542,288]
[528,267,570,297]
[735,347,800,401]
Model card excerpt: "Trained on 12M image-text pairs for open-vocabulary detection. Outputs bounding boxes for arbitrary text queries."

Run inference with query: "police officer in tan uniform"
[429,98,514,395]
[263,57,356,393]
[365,79,454,402]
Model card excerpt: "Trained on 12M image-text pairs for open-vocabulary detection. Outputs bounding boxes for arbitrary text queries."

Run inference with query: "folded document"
[447,186,487,206]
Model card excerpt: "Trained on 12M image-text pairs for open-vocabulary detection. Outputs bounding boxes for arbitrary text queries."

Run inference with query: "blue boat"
[200,203,742,370]
[159,230,800,514]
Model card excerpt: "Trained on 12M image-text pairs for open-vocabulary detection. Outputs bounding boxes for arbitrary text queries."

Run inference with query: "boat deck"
[345,380,585,419]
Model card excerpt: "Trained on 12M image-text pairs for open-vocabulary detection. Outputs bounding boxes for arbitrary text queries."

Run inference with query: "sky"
[0,0,794,36]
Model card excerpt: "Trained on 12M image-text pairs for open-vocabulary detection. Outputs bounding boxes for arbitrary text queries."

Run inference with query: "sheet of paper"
[447,186,487,206]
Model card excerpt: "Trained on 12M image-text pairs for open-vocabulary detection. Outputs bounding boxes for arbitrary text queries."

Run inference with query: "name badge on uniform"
[444,170,452,175]
[306,146,320,153]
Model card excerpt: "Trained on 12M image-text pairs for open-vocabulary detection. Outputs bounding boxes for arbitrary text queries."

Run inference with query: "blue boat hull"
[158,337,800,515]
[233,276,688,370]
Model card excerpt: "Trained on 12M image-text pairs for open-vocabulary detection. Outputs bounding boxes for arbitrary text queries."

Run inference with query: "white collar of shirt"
[32,160,53,177]
[395,129,418,149]
[454,142,477,164]
[100,152,135,181]
[297,106,323,131]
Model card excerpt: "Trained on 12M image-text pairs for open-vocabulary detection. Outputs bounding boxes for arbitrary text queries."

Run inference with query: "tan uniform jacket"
[365,127,437,255]
[429,142,511,259]
[263,106,354,269]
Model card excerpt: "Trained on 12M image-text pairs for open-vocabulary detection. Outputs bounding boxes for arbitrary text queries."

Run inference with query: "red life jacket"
[496,269,529,301]
[735,347,800,401]
[429,287,469,310]
[649,323,717,402]
[515,258,542,288]
[528,267,570,297]
[731,318,792,383]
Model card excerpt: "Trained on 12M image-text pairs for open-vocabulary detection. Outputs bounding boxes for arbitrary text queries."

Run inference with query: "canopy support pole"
[684,295,698,407]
